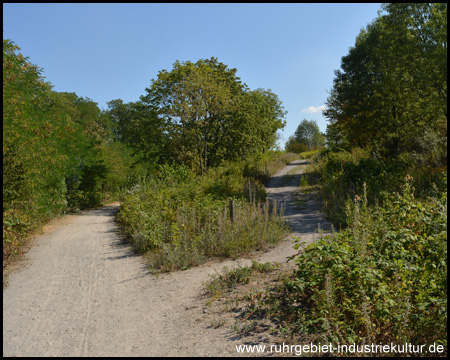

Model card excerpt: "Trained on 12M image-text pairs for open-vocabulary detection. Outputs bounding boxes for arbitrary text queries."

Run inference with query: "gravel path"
[3,160,331,357]
[266,159,332,241]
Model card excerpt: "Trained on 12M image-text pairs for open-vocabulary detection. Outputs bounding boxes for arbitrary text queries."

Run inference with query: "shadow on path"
[266,159,332,239]
[73,204,120,217]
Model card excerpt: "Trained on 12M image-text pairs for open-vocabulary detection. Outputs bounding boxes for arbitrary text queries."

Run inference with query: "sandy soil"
[3,160,331,357]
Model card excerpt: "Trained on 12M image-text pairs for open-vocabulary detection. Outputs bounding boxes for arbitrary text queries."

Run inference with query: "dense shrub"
[3,209,33,268]
[263,177,447,350]
[117,164,290,271]
[298,149,321,160]
[314,149,409,227]
[286,142,308,154]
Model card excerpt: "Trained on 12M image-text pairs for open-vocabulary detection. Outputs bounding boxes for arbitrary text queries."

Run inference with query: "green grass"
[117,163,291,272]
[299,149,321,160]
[205,261,280,296]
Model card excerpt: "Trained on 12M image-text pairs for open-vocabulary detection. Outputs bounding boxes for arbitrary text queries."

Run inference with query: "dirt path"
[3,160,331,357]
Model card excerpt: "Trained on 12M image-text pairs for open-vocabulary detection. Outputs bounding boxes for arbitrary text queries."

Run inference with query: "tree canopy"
[3,38,143,223]
[324,3,447,165]
[285,119,324,153]
[3,38,286,267]
[141,57,286,173]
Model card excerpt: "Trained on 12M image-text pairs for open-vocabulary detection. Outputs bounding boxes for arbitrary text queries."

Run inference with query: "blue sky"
[3,3,382,148]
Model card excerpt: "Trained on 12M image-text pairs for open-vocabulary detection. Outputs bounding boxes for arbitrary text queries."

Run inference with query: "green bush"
[315,148,409,227]
[3,209,33,267]
[274,178,447,348]
[117,164,290,271]
[286,142,308,154]
[299,149,321,160]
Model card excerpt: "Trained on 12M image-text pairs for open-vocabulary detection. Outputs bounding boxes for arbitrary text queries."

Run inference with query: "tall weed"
[117,164,290,271]
[315,148,408,227]
[262,176,447,349]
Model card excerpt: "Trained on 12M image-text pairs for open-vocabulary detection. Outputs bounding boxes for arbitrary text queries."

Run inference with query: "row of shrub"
[2,141,148,270]
[3,38,155,271]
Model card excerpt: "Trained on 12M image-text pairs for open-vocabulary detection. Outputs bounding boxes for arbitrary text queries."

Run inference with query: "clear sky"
[3,3,382,148]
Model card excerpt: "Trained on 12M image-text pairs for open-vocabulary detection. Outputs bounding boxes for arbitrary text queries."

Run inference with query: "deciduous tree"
[286,119,324,152]
[141,57,286,173]
[324,3,447,163]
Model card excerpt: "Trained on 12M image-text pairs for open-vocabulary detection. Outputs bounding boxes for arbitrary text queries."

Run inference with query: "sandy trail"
[3,159,331,357]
